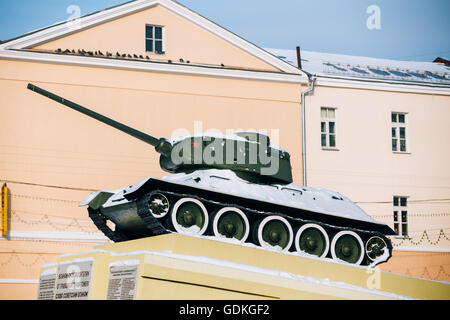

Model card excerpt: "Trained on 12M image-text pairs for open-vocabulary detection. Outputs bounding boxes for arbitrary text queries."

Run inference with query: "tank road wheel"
[295,224,330,258]
[171,198,209,235]
[212,207,250,242]
[256,216,293,251]
[148,193,170,218]
[366,236,388,262]
[331,231,365,265]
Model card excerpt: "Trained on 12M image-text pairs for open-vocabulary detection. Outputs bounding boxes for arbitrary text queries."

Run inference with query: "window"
[145,25,164,54]
[393,196,408,237]
[321,107,337,148]
[391,112,408,152]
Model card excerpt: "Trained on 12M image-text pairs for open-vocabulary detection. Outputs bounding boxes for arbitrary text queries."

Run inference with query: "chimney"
[296,46,302,69]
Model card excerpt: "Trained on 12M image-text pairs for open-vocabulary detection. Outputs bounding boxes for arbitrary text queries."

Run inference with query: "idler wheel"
[295,223,329,258]
[331,231,364,265]
[148,193,170,218]
[171,198,209,235]
[212,207,250,242]
[257,216,293,251]
[365,236,388,261]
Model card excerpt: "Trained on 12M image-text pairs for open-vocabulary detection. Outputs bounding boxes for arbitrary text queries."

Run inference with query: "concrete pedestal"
[37,233,450,300]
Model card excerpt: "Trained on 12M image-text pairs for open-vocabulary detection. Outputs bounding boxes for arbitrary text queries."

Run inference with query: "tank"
[27,83,395,266]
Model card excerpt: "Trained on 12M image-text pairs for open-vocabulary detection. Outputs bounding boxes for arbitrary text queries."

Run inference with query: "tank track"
[88,207,129,242]
[89,189,393,266]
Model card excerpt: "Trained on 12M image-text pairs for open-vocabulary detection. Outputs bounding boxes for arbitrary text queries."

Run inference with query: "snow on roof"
[265,48,450,86]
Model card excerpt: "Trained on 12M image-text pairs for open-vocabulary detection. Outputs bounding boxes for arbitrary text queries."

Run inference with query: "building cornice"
[0,278,39,284]
[2,230,108,243]
[0,49,306,84]
[315,75,450,96]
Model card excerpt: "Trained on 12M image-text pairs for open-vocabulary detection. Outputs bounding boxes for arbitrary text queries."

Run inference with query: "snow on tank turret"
[28,83,395,266]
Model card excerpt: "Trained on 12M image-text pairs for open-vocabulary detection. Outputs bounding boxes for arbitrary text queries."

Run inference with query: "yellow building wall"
[380,250,450,282]
[0,240,103,299]
[0,58,303,299]
[32,4,278,72]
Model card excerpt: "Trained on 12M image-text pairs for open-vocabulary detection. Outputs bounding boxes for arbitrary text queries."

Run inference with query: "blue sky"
[0,0,449,62]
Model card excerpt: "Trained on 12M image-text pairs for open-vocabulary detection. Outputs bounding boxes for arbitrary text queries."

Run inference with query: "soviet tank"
[27,83,395,266]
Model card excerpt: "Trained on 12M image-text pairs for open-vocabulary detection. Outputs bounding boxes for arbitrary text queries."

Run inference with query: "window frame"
[391,111,409,153]
[145,24,165,54]
[393,195,409,238]
[320,107,338,150]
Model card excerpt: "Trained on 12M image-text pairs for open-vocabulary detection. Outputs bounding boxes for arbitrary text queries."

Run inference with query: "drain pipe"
[296,46,316,186]
[301,74,316,187]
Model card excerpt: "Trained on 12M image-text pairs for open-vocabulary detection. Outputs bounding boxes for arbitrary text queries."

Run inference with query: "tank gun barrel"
[27,83,172,155]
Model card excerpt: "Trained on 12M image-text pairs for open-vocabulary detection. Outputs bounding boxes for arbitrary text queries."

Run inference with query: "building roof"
[0,0,302,76]
[266,48,450,87]
[434,57,450,66]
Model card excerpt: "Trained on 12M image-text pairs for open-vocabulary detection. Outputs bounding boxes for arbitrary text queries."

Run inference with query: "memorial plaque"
[107,263,138,300]
[37,269,56,300]
[54,260,93,300]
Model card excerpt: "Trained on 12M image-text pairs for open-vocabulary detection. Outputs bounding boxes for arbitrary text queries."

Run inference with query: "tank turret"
[27,83,292,184]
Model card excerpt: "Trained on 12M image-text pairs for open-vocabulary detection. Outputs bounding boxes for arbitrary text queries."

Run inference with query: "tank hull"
[83,170,394,266]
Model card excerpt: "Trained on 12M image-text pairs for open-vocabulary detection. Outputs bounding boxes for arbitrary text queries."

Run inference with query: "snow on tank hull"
[83,169,395,267]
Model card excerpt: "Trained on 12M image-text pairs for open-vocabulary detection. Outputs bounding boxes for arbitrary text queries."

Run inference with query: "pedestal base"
[38,233,450,300]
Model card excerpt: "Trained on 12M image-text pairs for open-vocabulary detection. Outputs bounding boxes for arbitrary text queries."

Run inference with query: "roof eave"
[0,48,306,84]
[312,73,450,95]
